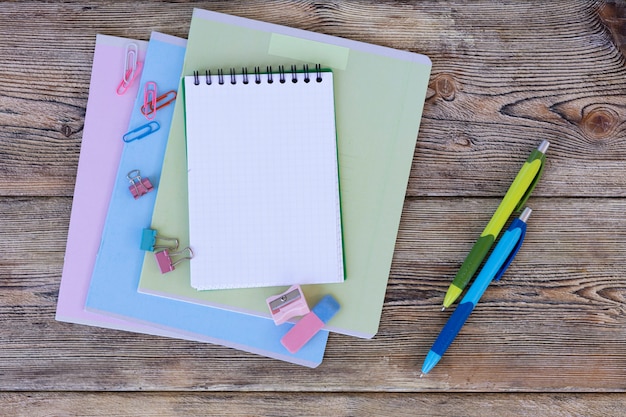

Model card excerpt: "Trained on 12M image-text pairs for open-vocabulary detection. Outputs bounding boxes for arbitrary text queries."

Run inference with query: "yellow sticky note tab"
[269,33,350,70]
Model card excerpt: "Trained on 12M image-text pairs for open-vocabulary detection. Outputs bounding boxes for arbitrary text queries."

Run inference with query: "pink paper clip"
[155,247,194,274]
[141,90,177,118]
[142,82,157,120]
[127,169,153,199]
[266,285,310,325]
[116,43,142,95]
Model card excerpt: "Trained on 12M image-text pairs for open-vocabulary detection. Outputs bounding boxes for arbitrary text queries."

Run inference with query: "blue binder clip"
[140,228,179,252]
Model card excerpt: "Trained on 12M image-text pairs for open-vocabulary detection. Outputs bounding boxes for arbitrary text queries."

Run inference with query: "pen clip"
[515,155,546,212]
[493,218,527,282]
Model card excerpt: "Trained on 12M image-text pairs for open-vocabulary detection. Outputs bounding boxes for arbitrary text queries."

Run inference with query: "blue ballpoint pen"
[421,207,532,376]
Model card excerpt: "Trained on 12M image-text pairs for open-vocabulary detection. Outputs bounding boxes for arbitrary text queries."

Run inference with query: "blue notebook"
[84,31,328,368]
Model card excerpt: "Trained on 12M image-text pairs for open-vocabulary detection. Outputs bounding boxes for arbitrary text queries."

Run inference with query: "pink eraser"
[266,285,310,325]
[281,295,340,354]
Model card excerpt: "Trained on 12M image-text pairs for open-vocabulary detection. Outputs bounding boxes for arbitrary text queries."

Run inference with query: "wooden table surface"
[1,1,625,415]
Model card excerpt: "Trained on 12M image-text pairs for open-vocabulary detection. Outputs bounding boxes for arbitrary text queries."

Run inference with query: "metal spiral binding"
[192,64,324,86]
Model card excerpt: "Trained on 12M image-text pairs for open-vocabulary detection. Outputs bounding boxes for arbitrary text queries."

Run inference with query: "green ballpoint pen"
[441,140,549,310]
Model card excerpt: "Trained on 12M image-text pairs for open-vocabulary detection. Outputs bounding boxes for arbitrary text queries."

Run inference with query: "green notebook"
[138,8,431,338]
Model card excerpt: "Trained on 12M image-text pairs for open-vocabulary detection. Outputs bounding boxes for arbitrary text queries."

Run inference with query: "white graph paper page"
[184,69,343,290]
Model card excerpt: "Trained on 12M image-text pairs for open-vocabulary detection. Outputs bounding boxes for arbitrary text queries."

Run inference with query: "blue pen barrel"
[423,209,531,374]
[430,302,475,357]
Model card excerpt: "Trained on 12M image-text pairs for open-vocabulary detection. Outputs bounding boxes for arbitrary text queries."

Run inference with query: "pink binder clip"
[127,169,153,199]
[155,247,194,274]
[266,285,310,325]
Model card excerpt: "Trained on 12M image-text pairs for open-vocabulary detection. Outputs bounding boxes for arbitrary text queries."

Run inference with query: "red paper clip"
[142,82,157,120]
[116,43,142,95]
[155,247,194,274]
[127,169,154,199]
[141,90,177,118]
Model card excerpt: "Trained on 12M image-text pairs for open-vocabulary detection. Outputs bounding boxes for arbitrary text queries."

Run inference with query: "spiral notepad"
[184,65,344,290]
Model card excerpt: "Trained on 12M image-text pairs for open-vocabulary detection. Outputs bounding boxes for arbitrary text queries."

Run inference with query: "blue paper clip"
[123,121,160,143]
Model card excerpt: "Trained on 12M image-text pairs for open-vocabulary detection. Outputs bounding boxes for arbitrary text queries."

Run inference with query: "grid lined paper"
[184,69,343,290]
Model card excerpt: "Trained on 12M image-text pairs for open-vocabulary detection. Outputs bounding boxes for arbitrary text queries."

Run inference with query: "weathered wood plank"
[1,392,626,417]
[0,1,624,197]
[0,0,624,411]
[413,0,626,198]
[0,196,623,391]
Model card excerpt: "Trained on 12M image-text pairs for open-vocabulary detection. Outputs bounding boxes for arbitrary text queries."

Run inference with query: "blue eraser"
[311,295,340,324]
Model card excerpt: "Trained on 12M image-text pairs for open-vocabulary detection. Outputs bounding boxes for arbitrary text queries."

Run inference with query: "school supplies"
[184,65,343,290]
[281,295,341,353]
[61,32,328,368]
[122,121,160,143]
[116,42,142,95]
[141,90,176,118]
[138,8,432,338]
[267,285,310,325]
[142,82,157,120]
[85,32,328,367]
[422,208,532,375]
[58,7,433,367]
[442,141,549,309]
[155,247,194,274]
[126,169,153,199]
[140,228,179,252]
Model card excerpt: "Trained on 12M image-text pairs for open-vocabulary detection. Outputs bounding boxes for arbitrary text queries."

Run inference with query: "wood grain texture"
[1,392,626,417]
[1,1,625,198]
[0,197,624,392]
[0,0,624,414]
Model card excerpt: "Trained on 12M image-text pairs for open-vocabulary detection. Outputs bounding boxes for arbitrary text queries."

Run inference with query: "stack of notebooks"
[56,8,431,368]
